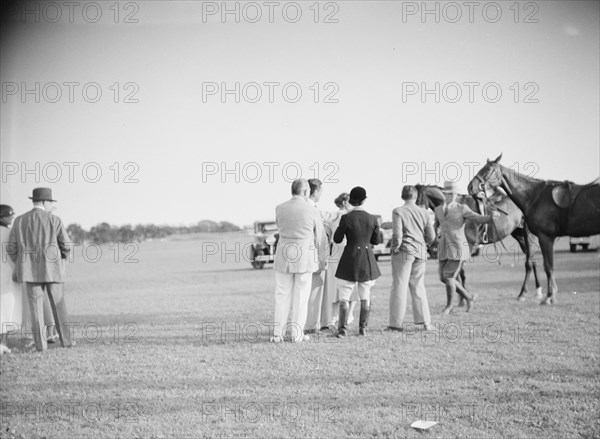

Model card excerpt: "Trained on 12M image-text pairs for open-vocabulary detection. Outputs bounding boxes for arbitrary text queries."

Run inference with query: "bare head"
[401,185,418,202]
[308,178,323,202]
[291,179,310,199]
[334,192,350,209]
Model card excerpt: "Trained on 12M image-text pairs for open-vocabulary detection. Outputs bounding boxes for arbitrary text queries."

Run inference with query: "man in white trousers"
[304,178,341,334]
[272,179,323,343]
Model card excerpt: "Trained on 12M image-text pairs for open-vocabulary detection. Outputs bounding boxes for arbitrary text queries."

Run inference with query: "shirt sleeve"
[56,217,72,259]
[320,210,340,223]
[462,204,491,224]
[7,226,17,263]
[370,219,381,246]
[333,214,346,244]
[424,212,435,245]
[391,208,403,249]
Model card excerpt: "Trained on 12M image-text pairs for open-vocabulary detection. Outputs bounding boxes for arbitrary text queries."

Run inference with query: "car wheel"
[582,244,590,251]
[570,244,577,253]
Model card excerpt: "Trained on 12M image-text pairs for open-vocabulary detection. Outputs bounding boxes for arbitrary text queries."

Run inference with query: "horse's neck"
[499,164,546,213]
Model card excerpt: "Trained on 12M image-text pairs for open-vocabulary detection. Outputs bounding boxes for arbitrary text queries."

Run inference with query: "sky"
[1,0,599,228]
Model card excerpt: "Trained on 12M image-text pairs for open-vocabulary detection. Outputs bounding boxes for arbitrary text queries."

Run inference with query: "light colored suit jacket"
[274,196,322,274]
[308,200,341,269]
[7,208,71,283]
[434,203,489,261]
[391,202,435,260]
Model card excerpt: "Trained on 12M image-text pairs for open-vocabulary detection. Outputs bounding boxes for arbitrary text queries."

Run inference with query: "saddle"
[551,178,599,209]
[550,178,599,235]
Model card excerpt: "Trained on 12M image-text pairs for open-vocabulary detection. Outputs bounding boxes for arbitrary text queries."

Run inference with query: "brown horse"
[416,184,543,300]
[468,154,600,304]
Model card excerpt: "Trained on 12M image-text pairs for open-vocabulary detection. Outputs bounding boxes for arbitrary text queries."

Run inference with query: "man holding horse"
[434,181,498,314]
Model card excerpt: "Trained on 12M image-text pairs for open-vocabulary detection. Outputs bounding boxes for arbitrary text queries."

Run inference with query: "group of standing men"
[272,179,381,342]
[271,179,498,342]
[0,188,73,353]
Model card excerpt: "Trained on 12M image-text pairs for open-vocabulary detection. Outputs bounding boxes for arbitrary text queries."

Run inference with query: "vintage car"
[250,220,279,269]
[569,236,591,252]
[372,215,393,260]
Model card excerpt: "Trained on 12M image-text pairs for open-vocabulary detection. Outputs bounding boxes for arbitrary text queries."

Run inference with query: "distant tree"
[89,222,116,243]
[66,223,87,243]
[196,220,219,233]
[218,221,241,232]
[133,224,146,242]
[117,224,135,242]
[64,220,243,244]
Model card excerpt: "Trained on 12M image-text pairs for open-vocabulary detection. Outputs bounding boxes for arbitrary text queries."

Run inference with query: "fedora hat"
[29,187,57,202]
[442,181,460,194]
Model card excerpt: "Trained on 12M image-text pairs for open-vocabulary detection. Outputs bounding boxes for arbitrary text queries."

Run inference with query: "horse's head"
[416,184,444,210]
[468,153,504,199]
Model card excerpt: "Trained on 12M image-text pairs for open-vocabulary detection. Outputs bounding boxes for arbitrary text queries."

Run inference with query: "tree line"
[66,221,242,244]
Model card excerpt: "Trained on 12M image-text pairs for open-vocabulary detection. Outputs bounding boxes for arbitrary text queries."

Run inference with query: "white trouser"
[274,271,312,341]
[336,279,376,302]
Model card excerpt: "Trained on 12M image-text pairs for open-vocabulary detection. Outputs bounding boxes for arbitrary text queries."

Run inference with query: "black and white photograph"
[1,1,599,438]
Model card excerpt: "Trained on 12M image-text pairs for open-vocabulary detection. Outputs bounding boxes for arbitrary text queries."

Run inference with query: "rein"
[475,166,511,257]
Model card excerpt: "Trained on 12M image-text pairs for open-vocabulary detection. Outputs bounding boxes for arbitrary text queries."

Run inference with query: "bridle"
[472,162,510,257]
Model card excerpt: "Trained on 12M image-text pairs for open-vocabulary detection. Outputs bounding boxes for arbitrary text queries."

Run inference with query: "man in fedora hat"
[434,181,498,314]
[7,188,74,351]
[333,186,381,337]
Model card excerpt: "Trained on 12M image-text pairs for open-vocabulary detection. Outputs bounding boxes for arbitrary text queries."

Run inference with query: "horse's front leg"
[538,234,558,305]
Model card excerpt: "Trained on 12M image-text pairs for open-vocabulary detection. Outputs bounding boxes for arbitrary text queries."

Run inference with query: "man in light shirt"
[387,185,436,332]
[304,178,341,334]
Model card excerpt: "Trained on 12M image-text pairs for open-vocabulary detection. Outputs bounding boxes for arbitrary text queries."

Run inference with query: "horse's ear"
[494,153,503,163]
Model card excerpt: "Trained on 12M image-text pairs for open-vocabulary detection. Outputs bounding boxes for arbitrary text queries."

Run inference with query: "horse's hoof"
[517,296,526,302]
[535,287,543,299]
[550,297,557,305]
[540,297,552,306]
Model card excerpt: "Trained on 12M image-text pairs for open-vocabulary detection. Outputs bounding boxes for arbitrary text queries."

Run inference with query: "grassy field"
[1,232,599,439]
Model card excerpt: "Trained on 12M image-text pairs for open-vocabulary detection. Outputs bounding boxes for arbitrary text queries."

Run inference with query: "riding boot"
[336,301,349,338]
[359,300,370,336]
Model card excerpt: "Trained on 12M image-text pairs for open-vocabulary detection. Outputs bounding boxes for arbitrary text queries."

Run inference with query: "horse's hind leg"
[457,265,467,307]
[532,260,543,299]
[538,234,558,305]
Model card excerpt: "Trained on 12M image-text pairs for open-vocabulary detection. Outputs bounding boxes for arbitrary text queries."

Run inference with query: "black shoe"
[385,326,403,332]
